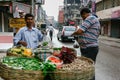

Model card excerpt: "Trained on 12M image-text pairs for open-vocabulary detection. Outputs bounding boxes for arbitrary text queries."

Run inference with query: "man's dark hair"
[25,13,34,20]
[80,7,91,15]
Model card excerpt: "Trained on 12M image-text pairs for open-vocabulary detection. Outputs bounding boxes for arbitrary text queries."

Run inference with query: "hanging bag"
[73,40,79,48]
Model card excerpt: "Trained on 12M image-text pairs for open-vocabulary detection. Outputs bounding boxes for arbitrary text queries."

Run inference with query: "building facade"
[63,0,96,26]
[64,0,81,26]
[0,0,32,32]
[96,0,120,38]
[0,0,46,32]
[58,6,64,25]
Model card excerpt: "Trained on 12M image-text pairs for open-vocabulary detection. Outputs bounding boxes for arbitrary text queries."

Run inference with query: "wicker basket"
[0,61,44,80]
[6,52,34,58]
[51,56,95,80]
[6,47,34,58]
[6,52,22,57]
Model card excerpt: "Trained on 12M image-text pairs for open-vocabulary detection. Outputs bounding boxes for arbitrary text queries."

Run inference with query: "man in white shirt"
[47,24,54,41]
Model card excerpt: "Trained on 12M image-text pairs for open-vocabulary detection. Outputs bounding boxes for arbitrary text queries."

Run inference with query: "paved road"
[95,42,120,80]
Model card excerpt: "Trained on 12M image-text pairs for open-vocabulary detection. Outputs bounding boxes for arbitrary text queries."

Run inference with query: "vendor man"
[13,13,43,49]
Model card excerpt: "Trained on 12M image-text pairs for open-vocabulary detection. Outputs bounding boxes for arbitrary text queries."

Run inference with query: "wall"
[96,4,120,19]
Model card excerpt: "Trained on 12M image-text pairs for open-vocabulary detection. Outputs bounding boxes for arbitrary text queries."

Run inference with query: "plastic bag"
[73,40,79,48]
[39,35,53,48]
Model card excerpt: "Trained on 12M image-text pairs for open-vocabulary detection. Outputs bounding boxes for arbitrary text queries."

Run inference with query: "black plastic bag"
[73,40,79,48]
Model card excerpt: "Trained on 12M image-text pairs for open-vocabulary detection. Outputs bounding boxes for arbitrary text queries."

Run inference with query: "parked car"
[57,26,76,41]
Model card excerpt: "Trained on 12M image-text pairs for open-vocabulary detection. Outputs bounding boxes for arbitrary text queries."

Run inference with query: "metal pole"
[2,12,4,32]
[31,0,34,15]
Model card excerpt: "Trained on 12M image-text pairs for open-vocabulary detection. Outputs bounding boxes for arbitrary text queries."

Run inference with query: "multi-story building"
[0,0,32,32]
[37,6,47,26]
[46,16,55,26]
[63,0,95,26]
[58,6,64,25]
[96,0,120,38]
[0,0,45,32]
[64,0,81,25]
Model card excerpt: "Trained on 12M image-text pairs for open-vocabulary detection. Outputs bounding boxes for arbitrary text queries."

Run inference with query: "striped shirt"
[78,15,100,48]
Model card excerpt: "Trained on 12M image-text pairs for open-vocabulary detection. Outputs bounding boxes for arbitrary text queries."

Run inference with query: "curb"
[99,39,120,48]
[99,36,120,43]
[0,49,7,53]
[100,38,120,43]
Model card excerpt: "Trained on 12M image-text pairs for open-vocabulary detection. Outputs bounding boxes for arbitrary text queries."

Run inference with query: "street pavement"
[99,35,120,48]
[0,32,13,52]
[0,32,120,80]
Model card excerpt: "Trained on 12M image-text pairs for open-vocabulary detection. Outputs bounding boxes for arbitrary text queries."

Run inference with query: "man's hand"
[71,29,83,36]
[18,41,27,47]
[71,31,77,36]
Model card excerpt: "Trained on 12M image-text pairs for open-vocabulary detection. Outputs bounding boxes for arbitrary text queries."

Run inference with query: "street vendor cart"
[0,45,95,80]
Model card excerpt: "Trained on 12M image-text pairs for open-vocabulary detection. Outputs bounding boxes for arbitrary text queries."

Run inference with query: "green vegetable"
[2,56,56,76]
[53,48,61,50]
[42,42,48,46]
[40,61,56,76]
[2,57,42,70]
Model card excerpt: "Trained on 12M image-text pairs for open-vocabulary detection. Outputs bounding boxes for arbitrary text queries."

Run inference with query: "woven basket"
[0,61,44,80]
[51,56,95,80]
[6,52,34,58]
[6,52,22,57]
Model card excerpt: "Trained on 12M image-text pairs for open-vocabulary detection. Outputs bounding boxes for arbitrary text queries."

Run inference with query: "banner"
[12,2,31,18]
[9,18,26,28]
[35,0,45,4]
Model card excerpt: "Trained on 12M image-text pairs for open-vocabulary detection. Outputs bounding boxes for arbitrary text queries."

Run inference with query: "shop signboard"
[35,0,45,4]
[111,10,120,18]
[9,18,26,28]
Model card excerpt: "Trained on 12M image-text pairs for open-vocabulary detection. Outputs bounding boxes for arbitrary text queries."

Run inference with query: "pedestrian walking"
[47,24,54,41]
[72,7,100,80]
[13,13,43,49]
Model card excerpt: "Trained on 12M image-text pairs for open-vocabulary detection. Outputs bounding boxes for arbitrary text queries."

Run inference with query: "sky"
[42,0,64,21]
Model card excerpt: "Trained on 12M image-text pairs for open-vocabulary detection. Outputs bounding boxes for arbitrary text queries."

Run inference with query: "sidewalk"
[99,35,120,48]
[0,32,13,53]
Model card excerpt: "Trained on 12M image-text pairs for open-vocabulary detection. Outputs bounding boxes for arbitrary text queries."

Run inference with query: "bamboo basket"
[6,52,22,57]
[6,51,34,58]
[0,61,44,80]
[51,56,95,80]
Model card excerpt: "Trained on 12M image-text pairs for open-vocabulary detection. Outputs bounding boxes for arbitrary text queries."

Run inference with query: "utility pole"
[31,0,34,15]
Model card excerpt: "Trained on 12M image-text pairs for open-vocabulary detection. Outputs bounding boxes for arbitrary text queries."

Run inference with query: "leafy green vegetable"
[53,48,61,50]
[42,42,48,46]
[2,57,42,70]
[2,56,56,76]
[40,61,56,76]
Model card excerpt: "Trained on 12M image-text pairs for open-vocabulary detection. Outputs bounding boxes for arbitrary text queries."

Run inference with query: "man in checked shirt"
[72,7,100,80]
